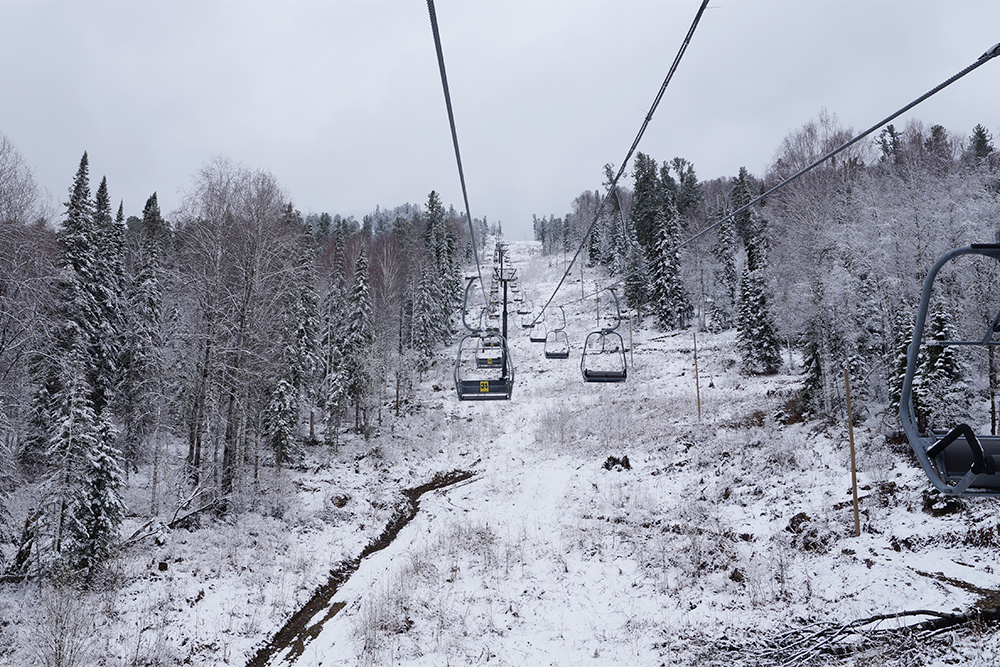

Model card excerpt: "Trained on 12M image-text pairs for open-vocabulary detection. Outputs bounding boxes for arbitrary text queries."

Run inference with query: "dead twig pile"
[687,607,1000,666]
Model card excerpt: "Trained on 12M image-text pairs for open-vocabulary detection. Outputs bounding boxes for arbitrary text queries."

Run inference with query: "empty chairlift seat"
[581,290,627,382]
[529,311,547,342]
[544,306,570,359]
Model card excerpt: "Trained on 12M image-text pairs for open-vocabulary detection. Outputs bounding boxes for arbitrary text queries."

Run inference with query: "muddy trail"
[245,468,476,667]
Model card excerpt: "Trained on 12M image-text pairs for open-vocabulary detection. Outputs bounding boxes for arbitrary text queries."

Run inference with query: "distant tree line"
[0,142,481,582]
[537,115,1000,425]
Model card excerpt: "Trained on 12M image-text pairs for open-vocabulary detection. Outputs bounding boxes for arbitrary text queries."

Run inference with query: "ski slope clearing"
[6,240,1000,666]
[251,240,1000,666]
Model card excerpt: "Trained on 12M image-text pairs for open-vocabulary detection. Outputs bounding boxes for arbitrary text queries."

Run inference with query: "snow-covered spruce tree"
[411,264,438,379]
[283,205,320,438]
[920,308,970,430]
[31,154,125,577]
[623,234,649,325]
[888,306,922,426]
[38,332,97,573]
[72,413,124,578]
[23,353,58,471]
[668,156,703,223]
[264,206,320,460]
[118,194,168,474]
[423,191,460,327]
[850,270,893,403]
[265,378,299,467]
[388,213,421,412]
[602,163,632,279]
[87,176,124,417]
[708,205,739,332]
[344,245,376,435]
[737,264,782,375]
[799,299,847,418]
[734,177,782,375]
[28,151,98,446]
[648,164,692,330]
[630,152,660,256]
[319,234,349,448]
[972,123,994,159]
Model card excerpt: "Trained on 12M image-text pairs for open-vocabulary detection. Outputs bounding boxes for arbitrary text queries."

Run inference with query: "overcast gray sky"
[2,0,999,240]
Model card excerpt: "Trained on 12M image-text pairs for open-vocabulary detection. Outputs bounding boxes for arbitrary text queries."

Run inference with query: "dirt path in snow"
[247,243,596,666]
[244,469,476,667]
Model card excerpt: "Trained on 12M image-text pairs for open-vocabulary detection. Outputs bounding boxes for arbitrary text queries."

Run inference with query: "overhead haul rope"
[427,0,487,301]
[563,39,1000,308]
[532,0,711,326]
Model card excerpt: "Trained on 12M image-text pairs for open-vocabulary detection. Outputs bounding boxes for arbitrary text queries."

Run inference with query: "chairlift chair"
[475,333,507,368]
[900,242,1000,495]
[529,318,547,343]
[581,290,627,382]
[518,300,535,330]
[454,277,514,400]
[544,306,570,359]
[521,306,545,339]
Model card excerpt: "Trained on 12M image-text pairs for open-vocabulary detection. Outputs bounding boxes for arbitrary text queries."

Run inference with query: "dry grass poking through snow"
[336,317,1000,666]
[9,242,1000,666]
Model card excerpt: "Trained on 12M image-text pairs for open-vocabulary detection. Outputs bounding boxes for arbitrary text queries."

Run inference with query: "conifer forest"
[3,114,1000,665]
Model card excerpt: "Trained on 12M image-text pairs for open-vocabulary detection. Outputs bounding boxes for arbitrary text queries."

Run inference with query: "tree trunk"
[150,414,161,516]
[222,391,237,501]
[187,340,211,485]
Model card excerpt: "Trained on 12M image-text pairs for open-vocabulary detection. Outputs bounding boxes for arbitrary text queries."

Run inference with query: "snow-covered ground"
[6,239,1000,666]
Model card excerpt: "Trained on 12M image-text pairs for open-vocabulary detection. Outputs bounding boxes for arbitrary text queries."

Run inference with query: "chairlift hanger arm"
[461,277,483,333]
[601,289,623,334]
[985,306,1000,344]
[556,306,567,332]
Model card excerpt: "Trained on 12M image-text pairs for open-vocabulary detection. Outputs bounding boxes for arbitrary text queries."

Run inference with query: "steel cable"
[427,0,487,299]
[561,40,1000,309]
[532,0,711,324]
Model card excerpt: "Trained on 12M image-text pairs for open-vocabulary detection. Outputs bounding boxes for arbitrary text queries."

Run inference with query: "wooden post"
[844,367,860,537]
[693,330,702,421]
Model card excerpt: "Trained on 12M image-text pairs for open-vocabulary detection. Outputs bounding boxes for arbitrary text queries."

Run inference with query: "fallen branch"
[121,519,161,549]
[168,501,218,530]
[736,607,1000,666]
[170,483,208,525]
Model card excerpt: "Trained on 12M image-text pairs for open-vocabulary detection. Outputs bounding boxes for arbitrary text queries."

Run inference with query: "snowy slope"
[7,239,1000,666]
[256,240,1000,666]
